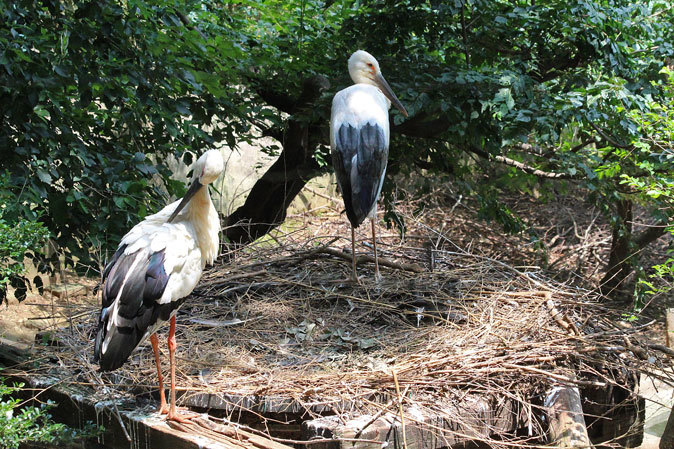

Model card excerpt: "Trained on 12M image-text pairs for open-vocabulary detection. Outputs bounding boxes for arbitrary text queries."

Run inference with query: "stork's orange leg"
[150,333,168,414]
[371,219,381,282]
[166,315,197,423]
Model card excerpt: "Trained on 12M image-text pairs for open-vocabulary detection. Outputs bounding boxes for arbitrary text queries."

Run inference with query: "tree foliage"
[233,0,674,297]
[0,0,246,271]
[0,0,672,300]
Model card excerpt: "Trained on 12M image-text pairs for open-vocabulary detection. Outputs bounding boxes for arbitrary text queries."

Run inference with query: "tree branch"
[250,74,329,116]
[254,82,297,114]
[460,3,471,68]
[175,9,207,40]
[635,224,669,250]
[570,137,597,153]
[261,126,284,142]
[467,146,582,179]
[532,41,596,82]
[249,117,284,142]
[515,137,597,158]
[588,121,632,150]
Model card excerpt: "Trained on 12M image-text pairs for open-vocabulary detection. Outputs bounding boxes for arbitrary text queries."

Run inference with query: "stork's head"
[168,149,224,223]
[193,149,224,185]
[347,50,408,117]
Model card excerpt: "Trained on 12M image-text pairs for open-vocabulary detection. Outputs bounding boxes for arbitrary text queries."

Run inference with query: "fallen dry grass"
[18,192,673,448]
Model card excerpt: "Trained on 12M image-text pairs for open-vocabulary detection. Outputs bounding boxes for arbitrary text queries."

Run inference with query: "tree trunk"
[222,126,320,245]
[583,373,644,448]
[599,198,633,297]
[223,75,329,246]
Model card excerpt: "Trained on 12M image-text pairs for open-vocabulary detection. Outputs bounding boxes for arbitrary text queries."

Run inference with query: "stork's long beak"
[167,179,203,223]
[374,73,408,117]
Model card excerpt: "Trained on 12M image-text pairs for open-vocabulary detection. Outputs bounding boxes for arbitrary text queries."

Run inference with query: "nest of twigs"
[34,205,674,447]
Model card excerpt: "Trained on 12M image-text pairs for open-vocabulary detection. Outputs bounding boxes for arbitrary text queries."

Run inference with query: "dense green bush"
[0,172,50,303]
[0,380,100,449]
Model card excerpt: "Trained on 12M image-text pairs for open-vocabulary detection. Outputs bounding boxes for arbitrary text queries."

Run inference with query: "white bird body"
[94,149,223,421]
[100,191,218,355]
[330,84,392,221]
[330,84,392,145]
[120,186,220,285]
[330,50,407,282]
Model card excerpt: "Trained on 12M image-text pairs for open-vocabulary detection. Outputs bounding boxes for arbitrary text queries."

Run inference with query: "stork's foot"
[160,404,193,415]
[157,402,169,415]
[167,408,199,423]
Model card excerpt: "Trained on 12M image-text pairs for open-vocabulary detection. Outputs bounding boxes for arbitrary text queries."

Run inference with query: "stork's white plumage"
[330,50,408,282]
[93,149,223,422]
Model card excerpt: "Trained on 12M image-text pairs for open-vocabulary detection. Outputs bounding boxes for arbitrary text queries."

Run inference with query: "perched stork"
[93,149,224,422]
[330,50,408,282]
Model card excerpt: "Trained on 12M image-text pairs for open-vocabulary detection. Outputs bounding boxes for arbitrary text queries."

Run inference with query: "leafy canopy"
[0,0,246,272]
[0,0,672,296]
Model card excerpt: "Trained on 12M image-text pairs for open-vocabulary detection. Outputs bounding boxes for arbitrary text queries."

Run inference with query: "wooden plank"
[2,370,210,449]
[301,395,519,449]
[183,392,357,415]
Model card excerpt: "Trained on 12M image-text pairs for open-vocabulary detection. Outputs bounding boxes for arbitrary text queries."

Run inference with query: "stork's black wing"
[332,122,388,227]
[93,247,173,371]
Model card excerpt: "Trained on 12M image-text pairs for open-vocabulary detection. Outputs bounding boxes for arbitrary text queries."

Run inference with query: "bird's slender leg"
[150,333,168,415]
[371,219,381,282]
[166,315,197,423]
[351,226,361,284]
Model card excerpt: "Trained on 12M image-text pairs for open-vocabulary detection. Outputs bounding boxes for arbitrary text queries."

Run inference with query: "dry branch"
[314,247,425,273]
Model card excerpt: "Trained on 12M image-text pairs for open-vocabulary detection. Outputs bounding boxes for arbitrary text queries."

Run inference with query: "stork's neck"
[351,82,392,110]
[186,187,219,265]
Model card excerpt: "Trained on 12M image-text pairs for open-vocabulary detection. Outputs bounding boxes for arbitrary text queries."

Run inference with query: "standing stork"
[330,50,408,282]
[93,149,224,422]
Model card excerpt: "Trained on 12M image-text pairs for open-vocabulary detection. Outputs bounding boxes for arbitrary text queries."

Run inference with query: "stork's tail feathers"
[333,122,387,229]
[94,314,145,372]
[93,248,174,372]
[94,299,185,371]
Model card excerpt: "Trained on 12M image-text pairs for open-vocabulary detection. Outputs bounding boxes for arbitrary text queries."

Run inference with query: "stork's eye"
[367,63,373,68]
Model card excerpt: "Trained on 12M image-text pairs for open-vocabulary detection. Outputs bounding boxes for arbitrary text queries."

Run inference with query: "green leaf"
[33,105,49,121]
[36,168,52,184]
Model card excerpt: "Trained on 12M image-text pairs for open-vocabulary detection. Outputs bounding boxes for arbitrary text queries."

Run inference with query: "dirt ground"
[0,272,98,345]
